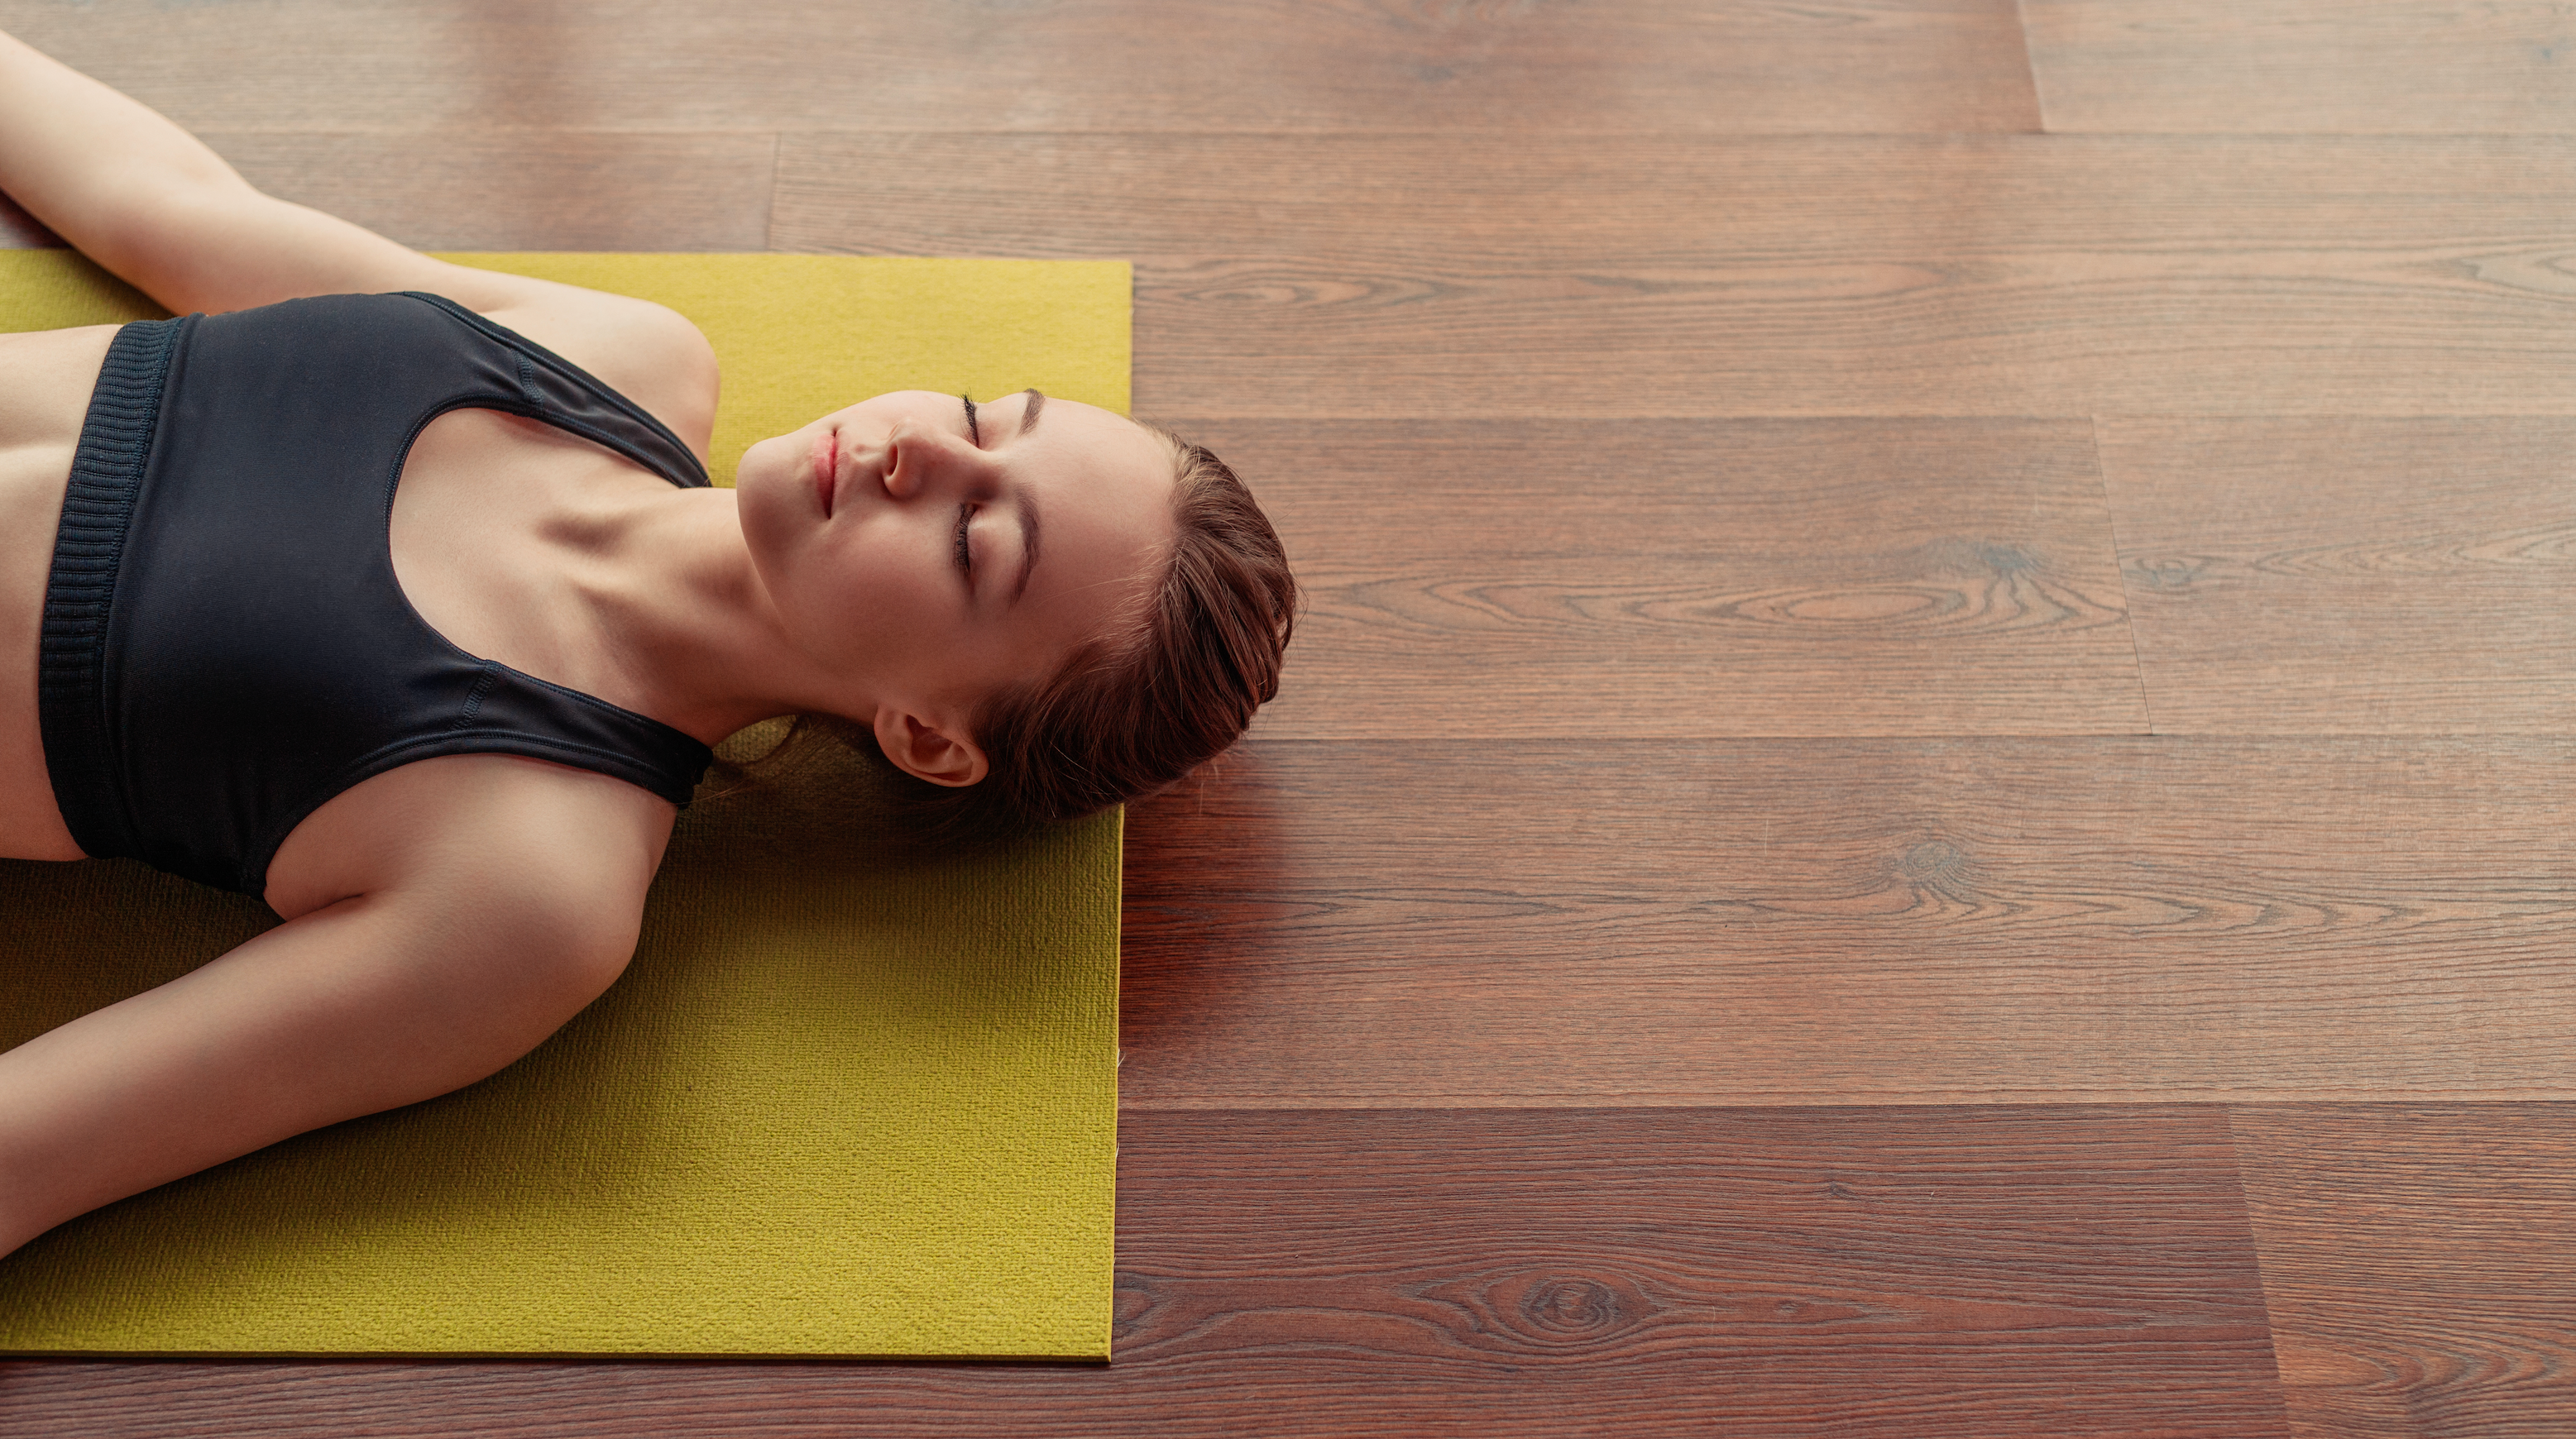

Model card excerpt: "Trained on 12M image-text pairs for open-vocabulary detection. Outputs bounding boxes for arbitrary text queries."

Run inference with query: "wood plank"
[0,0,2040,135]
[1119,738,2576,1107]
[771,134,2576,418]
[2024,2,2576,135]
[2100,418,2576,736]
[1182,418,2144,739]
[203,132,778,253]
[0,133,772,257]
[2232,1104,2576,1438]
[0,1107,2288,1437]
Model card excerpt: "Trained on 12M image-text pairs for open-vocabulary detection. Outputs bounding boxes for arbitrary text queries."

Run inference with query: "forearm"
[0,30,256,277]
[0,29,529,318]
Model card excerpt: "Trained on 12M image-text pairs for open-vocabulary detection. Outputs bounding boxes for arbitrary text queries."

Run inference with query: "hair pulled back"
[946,432,1294,834]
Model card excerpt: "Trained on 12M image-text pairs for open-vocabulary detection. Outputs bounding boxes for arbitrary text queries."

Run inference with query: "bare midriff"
[0,323,118,860]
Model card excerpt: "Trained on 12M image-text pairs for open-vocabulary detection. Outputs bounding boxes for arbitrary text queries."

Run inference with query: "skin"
[0,29,1174,1259]
[733,388,1175,785]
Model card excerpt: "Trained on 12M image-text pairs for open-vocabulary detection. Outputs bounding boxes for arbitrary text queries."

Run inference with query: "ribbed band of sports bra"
[37,292,716,895]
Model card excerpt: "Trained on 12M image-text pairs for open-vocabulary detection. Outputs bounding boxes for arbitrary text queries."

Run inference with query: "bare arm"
[0,760,668,1259]
[0,27,514,317]
[0,29,717,453]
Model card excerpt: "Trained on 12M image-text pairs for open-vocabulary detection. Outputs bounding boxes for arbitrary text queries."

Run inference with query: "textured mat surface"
[0,250,1126,1357]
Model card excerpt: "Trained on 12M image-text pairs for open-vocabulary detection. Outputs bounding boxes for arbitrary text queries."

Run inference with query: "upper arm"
[0,790,662,1255]
[264,753,674,947]
[103,185,720,459]
[267,758,678,1073]
[275,836,654,1087]
[315,808,660,1038]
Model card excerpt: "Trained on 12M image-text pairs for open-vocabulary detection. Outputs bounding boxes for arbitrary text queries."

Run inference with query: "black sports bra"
[39,291,716,896]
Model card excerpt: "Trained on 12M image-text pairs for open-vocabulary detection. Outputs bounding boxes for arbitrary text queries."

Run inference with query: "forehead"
[1020,398,1178,608]
[1031,396,1173,493]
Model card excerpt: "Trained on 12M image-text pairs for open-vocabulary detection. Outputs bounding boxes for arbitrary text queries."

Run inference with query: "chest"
[7,304,713,888]
[390,406,658,709]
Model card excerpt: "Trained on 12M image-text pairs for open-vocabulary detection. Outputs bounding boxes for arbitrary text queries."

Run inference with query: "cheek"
[806,536,940,660]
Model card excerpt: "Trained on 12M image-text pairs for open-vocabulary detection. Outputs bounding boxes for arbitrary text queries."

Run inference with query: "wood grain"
[2,133,769,257]
[0,1107,2289,1437]
[2024,2,2576,135]
[1169,418,2145,739]
[1,0,2570,1429]
[1119,738,2576,1107]
[2100,418,2576,736]
[2232,1104,2576,1438]
[200,132,779,253]
[0,0,2041,136]
[772,133,2576,418]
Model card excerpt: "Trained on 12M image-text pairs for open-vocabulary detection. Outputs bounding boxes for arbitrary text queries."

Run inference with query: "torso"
[0,300,717,916]
[0,323,117,863]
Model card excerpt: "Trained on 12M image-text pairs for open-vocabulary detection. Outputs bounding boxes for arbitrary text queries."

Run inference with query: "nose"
[879,420,986,501]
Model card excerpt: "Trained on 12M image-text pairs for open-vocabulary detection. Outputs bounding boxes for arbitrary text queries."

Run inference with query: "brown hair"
[740,429,1295,842]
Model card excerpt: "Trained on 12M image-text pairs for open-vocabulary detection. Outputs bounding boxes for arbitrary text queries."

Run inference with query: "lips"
[812,431,839,516]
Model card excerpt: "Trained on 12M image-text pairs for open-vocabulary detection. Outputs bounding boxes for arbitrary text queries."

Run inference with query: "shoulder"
[298,254,720,461]
[472,284,721,462]
[263,753,678,944]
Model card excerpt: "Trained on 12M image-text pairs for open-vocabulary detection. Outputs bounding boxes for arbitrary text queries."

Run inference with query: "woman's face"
[735,388,1175,774]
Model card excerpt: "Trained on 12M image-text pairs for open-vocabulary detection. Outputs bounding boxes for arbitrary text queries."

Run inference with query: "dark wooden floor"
[4,2,2573,1434]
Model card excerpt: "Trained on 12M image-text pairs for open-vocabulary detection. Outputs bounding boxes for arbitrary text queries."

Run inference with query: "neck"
[576,486,867,744]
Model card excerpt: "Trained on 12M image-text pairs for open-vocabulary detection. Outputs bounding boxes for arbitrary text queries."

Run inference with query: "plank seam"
[2224,1105,2300,1436]
[2012,0,2054,134]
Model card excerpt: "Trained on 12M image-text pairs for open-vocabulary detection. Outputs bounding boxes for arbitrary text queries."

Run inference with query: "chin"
[731,438,795,561]
[734,431,791,490]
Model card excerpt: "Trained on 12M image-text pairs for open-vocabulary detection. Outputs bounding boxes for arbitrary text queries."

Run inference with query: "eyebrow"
[1007,390,1046,604]
[1013,494,1043,605]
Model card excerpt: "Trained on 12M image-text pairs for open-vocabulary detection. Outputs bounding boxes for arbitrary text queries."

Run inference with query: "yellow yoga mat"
[0,251,1128,1358]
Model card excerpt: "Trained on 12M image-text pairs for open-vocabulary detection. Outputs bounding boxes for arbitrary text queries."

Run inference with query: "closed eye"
[954,502,975,578]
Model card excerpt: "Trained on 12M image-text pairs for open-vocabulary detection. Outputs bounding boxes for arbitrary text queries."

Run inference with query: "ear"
[872,706,989,788]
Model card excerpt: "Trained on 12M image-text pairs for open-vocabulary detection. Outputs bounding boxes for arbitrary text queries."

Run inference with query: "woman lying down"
[0,30,1296,1260]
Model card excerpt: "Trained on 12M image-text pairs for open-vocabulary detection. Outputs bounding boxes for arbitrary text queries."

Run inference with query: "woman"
[0,32,1295,1260]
